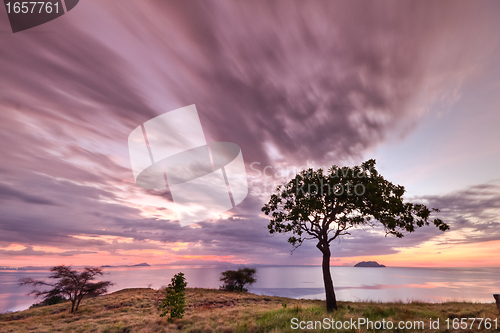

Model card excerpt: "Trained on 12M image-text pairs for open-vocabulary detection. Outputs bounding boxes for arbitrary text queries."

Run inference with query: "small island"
[354,261,385,267]
[101,263,151,268]
[133,263,151,267]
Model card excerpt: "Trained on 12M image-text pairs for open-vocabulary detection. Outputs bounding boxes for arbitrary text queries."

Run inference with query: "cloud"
[2,1,496,167]
[0,1,499,266]
[0,246,96,257]
[417,183,500,244]
[156,1,498,165]
[0,183,56,206]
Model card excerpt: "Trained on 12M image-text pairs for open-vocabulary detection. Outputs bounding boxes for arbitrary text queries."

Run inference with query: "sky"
[1,1,500,268]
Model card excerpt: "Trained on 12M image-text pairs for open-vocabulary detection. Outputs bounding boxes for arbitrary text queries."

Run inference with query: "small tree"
[262,159,449,312]
[160,272,187,321]
[220,267,257,292]
[19,265,113,313]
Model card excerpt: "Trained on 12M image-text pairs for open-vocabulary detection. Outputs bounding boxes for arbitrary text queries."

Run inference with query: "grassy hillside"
[0,288,499,332]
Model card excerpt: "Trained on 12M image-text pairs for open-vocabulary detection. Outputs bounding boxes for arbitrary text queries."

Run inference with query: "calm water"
[1,266,499,313]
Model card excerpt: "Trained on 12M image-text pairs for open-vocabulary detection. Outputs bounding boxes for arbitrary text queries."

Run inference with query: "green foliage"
[160,272,187,321]
[262,159,449,249]
[220,267,257,292]
[29,295,67,308]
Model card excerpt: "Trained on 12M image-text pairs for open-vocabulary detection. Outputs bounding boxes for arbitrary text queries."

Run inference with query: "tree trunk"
[75,296,83,313]
[321,245,337,312]
[70,299,76,313]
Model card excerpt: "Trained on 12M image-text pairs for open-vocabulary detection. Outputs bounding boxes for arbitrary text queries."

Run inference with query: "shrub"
[29,295,67,308]
[160,272,187,321]
[220,267,256,292]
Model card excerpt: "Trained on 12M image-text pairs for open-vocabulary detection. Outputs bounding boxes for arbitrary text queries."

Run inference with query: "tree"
[220,267,257,292]
[160,272,187,321]
[19,265,113,313]
[262,159,449,312]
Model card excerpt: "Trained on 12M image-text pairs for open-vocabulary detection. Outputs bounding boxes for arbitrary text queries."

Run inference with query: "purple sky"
[1,1,500,267]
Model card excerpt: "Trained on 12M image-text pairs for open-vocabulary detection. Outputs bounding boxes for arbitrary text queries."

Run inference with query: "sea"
[1,266,499,314]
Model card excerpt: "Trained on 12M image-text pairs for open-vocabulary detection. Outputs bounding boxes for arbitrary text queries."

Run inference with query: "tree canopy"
[220,267,257,292]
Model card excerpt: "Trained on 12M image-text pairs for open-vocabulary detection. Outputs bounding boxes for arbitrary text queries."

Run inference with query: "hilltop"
[0,288,498,332]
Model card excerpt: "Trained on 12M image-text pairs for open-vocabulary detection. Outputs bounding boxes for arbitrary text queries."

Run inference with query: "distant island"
[0,266,51,270]
[354,261,385,267]
[101,263,151,268]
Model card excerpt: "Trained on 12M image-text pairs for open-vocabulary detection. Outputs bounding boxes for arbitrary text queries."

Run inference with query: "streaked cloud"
[0,1,499,266]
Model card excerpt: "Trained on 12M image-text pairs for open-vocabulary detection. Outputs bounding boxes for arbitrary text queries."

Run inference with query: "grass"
[0,288,498,332]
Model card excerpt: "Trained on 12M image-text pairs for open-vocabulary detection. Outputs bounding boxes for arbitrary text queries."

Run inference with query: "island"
[100,263,151,268]
[354,261,386,267]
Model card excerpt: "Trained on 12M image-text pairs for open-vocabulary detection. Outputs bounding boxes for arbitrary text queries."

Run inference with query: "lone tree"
[160,272,187,321]
[20,265,113,313]
[220,267,257,292]
[262,159,449,312]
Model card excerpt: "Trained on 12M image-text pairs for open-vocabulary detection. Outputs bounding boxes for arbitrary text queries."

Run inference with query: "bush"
[160,272,187,321]
[29,295,67,308]
[220,267,256,292]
